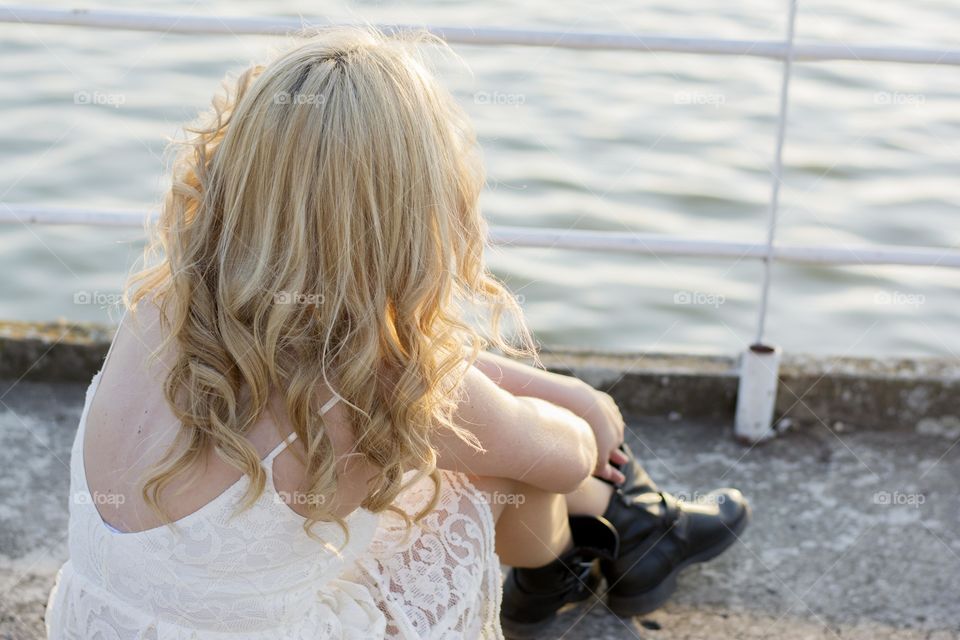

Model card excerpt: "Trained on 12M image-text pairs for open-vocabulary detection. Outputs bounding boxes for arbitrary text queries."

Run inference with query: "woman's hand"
[574,385,628,485]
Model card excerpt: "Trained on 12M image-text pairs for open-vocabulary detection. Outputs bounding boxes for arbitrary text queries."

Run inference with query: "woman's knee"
[468,475,518,523]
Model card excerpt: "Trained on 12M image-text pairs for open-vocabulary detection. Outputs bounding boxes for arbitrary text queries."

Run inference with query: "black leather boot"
[601,488,750,617]
[610,442,658,495]
[501,516,620,639]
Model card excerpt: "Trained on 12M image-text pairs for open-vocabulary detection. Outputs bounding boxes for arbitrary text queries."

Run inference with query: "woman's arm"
[432,365,598,494]
[473,351,627,484]
[473,351,594,412]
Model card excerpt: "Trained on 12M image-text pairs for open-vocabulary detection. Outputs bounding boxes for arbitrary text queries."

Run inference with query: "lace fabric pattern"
[360,471,504,639]
[45,371,504,639]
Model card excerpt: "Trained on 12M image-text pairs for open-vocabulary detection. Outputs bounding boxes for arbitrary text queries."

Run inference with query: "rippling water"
[2,0,959,356]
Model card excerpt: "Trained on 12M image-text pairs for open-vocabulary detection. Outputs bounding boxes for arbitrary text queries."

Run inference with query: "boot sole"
[501,562,605,640]
[501,615,556,640]
[606,503,751,618]
[501,598,595,640]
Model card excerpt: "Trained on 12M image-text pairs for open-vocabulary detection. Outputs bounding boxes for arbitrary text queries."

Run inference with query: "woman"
[46,27,748,639]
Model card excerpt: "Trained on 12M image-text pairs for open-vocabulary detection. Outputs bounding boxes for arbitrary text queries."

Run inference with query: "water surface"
[2,0,958,357]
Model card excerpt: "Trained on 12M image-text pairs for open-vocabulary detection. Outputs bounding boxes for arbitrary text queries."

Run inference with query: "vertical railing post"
[734,0,799,443]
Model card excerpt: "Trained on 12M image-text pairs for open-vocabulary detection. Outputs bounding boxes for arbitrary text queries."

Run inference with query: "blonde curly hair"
[126,27,533,539]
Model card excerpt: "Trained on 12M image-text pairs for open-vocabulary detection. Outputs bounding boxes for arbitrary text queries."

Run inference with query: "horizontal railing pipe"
[3,204,960,269]
[1,205,149,227]
[489,226,960,268]
[2,6,960,66]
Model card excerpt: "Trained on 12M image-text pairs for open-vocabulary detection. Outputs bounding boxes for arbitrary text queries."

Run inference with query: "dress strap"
[96,306,129,379]
[85,306,129,415]
[262,431,299,466]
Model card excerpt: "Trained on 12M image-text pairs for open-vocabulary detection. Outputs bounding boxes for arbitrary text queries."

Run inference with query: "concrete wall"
[2,319,957,431]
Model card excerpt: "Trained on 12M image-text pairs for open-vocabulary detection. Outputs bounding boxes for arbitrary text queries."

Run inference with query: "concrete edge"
[2,319,958,430]
[538,349,960,430]
[0,319,113,383]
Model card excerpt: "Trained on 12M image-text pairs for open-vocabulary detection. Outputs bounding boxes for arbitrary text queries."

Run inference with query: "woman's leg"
[470,476,573,569]
[480,475,622,635]
[471,475,616,567]
[565,476,615,517]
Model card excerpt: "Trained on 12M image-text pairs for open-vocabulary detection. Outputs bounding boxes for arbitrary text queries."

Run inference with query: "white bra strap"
[318,393,341,416]
[261,394,340,466]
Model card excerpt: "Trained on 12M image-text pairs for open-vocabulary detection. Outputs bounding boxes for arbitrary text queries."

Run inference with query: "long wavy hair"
[126,27,534,538]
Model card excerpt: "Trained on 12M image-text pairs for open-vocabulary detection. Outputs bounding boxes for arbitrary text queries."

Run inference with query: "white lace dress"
[45,369,503,639]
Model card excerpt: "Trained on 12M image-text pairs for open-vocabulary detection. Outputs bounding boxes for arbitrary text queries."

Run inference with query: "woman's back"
[49,302,387,637]
[47,301,505,638]
[82,300,368,533]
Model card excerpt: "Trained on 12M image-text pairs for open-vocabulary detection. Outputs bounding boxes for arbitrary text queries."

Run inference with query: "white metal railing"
[2,3,959,352]
[2,6,959,65]
[754,0,798,344]
[4,204,960,269]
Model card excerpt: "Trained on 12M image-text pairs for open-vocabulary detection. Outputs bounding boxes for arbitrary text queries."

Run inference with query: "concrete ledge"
[539,349,960,430]
[0,319,111,383]
[4,379,960,638]
[2,319,958,429]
